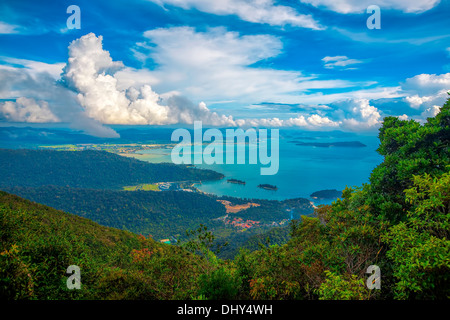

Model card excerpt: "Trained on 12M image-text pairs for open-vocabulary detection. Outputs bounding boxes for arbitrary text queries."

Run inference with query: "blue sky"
[0,0,449,137]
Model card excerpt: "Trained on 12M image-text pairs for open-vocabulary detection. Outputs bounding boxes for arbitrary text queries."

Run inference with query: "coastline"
[119,149,347,207]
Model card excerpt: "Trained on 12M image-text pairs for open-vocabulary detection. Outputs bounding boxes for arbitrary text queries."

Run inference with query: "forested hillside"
[216,226,291,260]
[4,186,227,240]
[0,149,223,189]
[0,191,211,299]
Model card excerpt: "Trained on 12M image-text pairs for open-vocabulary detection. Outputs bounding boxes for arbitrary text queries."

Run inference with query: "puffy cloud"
[403,73,450,110]
[403,73,450,95]
[63,33,236,127]
[0,97,59,123]
[284,116,308,127]
[0,63,82,124]
[332,99,382,130]
[234,114,339,129]
[233,99,384,131]
[397,72,450,122]
[405,94,435,108]
[322,56,363,69]
[406,91,449,112]
[63,33,124,92]
[0,55,120,137]
[114,67,160,91]
[166,97,236,126]
[306,114,339,127]
[420,105,441,120]
[55,30,350,130]
[299,0,440,14]
[149,0,323,29]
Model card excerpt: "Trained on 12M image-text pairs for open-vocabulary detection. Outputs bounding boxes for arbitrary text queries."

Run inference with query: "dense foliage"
[0,191,211,299]
[210,225,292,260]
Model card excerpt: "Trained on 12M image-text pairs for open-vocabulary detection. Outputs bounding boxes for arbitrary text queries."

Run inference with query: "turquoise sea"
[133,130,383,205]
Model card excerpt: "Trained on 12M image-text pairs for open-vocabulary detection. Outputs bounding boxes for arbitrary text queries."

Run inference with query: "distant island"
[258,184,278,191]
[310,189,342,199]
[227,178,246,185]
[296,141,366,148]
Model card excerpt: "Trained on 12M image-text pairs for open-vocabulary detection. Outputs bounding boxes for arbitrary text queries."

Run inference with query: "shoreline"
[120,149,335,206]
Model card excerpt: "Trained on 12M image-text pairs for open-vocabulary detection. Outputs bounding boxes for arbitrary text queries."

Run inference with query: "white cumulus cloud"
[0,97,59,123]
[403,73,450,110]
[420,105,442,120]
[332,99,382,130]
[0,54,120,137]
[63,32,236,127]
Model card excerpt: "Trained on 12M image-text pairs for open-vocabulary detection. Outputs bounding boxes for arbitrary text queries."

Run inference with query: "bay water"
[133,129,383,205]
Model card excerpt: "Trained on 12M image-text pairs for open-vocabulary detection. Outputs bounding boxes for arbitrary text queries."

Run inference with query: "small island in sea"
[258,184,278,191]
[296,141,367,148]
[227,178,246,185]
[310,189,342,199]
